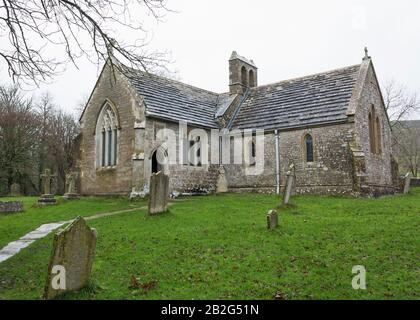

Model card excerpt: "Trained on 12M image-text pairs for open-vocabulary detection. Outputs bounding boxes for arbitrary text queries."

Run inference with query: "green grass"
[0,190,419,300]
[0,196,144,249]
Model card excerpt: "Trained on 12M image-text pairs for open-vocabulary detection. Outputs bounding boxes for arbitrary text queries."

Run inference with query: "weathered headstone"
[0,201,24,214]
[64,172,80,199]
[267,210,278,230]
[38,169,57,205]
[403,173,412,194]
[216,165,228,193]
[411,178,420,187]
[148,171,169,215]
[10,183,21,197]
[44,217,97,300]
[283,165,296,205]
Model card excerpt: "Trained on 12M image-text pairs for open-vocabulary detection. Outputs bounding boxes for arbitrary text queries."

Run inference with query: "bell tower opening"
[229,51,258,95]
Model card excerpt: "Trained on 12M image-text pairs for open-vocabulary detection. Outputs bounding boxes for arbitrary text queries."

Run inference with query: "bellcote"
[229,51,258,95]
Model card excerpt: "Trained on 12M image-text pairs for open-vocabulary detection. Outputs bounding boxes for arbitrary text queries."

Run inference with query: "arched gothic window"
[305,134,314,163]
[96,102,119,167]
[241,66,248,87]
[375,116,382,154]
[249,70,255,87]
[368,108,376,154]
[368,105,382,155]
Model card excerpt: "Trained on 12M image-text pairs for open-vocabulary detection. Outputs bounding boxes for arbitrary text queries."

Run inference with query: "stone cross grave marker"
[148,171,169,215]
[403,173,412,194]
[10,183,21,197]
[283,164,295,205]
[216,165,228,193]
[64,172,80,199]
[267,210,278,230]
[44,216,97,300]
[39,169,57,205]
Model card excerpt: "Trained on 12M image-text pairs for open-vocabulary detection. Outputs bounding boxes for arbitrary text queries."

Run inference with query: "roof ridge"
[124,67,220,97]
[251,64,361,91]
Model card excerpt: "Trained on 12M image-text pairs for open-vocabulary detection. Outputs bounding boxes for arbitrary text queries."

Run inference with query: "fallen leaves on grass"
[274,291,286,300]
[130,275,158,292]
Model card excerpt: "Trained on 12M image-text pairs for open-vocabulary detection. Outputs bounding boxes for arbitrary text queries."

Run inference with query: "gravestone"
[411,178,420,187]
[10,183,21,197]
[216,165,228,193]
[148,171,169,215]
[64,172,80,200]
[403,173,412,194]
[283,164,296,205]
[38,169,57,205]
[267,210,278,230]
[44,217,97,300]
[0,201,24,214]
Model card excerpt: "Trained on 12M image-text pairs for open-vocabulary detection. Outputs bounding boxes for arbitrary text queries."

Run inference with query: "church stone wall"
[354,64,394,194]
[279,124,355,194]
[78,63,140,195]
[143,119,219,194]
[225,124,355,195]
[224,133,277,192]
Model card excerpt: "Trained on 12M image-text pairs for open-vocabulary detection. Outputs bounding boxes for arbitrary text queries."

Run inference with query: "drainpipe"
[275,130,280,194]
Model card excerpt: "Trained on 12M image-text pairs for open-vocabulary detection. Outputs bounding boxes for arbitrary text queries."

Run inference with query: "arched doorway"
[151,150,162,174]
[151,147,168,174]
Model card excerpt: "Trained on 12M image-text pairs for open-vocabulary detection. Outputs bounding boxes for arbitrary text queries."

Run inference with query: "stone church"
[77,49,398,197]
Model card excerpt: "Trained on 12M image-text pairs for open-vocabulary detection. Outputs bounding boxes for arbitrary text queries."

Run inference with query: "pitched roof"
[231,64,361,131]
[123,63,361,131]
[126,70,220,128]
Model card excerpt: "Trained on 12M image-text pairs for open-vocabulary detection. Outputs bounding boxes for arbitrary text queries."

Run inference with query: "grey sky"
[1,0,419,119]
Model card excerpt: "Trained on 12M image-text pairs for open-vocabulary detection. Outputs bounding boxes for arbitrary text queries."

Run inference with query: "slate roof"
[124,64,361,131]
[231,64,361,131]
[126,70,220,128]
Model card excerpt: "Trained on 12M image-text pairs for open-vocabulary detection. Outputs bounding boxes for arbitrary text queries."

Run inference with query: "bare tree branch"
[0,0,170,86]
[383,79,420,127]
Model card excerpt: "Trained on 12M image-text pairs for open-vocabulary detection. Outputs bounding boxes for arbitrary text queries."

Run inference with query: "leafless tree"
[392,122,420,177]
[383,80,420,127]
[384,80,420,176]
[0,0,169,86]
[0,85,79,194]
[35,92,80,193]
[0,85,39,193]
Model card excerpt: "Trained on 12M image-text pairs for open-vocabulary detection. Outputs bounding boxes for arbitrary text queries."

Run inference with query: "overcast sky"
[1,0,419,119]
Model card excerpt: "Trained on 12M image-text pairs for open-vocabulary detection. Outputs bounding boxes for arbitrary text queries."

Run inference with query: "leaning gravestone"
[10,183,21,197]
[267,210,278,230]
[38,169,57,205]
[148,171,169,215]
[283,165,296,205]
[44,217,97,300]
[64,172,80,200]
[403,173,412,194]
[0,201,24,215]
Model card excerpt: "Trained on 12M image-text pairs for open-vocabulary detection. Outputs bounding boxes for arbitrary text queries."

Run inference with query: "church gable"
[78,60,144,195]
[351,56,394,190]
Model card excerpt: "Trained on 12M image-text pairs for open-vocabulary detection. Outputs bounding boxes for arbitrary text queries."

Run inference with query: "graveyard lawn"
[0,196,145,249]
[0,190,419,300]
